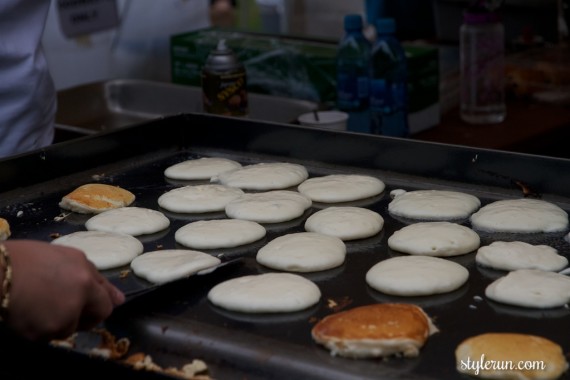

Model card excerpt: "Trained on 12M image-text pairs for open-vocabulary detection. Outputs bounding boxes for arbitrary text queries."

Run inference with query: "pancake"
[256,232,346,273]
[51,230,143,270]
[388,222,480,257]
[366,256,469,296]
[470,198,569,233]
[164,157,242,180]
[476,241,568,272]
[388,189,481,220]
[485,269,570,309]
[212,162,309,191]
[456,333,568,379]
[297,174,385,203]
[157,184,244,213]
[85,207,170,236]
[225,190,312,223]
[130,249,221,285]
[311,303,438,359]
[304,206,384,241]
[59,183,135,214]
[0,218,10,241]
[175,219,266,249]
[207,272,321,313]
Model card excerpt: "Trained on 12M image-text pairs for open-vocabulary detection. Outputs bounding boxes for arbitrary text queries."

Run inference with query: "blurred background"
[42,0,567,90]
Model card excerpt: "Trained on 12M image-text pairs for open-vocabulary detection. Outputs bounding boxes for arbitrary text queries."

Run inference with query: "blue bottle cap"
[376,18,396,33]
[344,14,363,30]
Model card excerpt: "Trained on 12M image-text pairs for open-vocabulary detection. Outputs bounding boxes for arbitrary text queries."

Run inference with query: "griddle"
[1,113,570,379]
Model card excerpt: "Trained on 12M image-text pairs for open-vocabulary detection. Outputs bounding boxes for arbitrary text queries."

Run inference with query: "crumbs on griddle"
[51,328,211,379]
[53,212,71,222]
[119,269,131,279]
[514,180,540,198]
[124,353,212,380]
[326,296,353,312]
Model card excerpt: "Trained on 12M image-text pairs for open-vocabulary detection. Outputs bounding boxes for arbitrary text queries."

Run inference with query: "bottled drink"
[460,8,506,124]
[370,18,409,137]
[336,14,371,133]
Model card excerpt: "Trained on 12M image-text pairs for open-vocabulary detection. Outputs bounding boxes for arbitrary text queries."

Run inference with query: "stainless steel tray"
[1,113,570,379]
[55,79,318,136]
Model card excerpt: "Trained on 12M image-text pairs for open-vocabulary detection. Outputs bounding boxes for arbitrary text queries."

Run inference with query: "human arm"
[0,240,124,342]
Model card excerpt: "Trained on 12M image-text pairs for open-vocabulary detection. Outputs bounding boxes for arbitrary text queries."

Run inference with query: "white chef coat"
[0,0,55,158]
[42,0,211,90]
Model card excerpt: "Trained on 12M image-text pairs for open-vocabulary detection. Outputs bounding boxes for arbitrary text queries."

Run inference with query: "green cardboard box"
[170,28,439,134]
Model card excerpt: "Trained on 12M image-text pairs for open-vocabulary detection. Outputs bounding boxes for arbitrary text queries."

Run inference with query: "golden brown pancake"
[311,303,438,358]
[455,333,568,379]
[59,183,135,214]
[0,218,11,241]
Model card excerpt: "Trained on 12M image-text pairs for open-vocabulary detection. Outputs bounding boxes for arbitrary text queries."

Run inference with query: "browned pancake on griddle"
[59,183,135,214]
[0,218,10,241]
[455,333,568,379]
[311,303,438,359]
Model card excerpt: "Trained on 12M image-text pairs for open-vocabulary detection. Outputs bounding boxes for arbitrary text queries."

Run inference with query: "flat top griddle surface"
[3,144,570,380]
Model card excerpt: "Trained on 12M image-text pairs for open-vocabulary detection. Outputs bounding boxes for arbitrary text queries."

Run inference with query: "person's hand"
[2,240,125,341]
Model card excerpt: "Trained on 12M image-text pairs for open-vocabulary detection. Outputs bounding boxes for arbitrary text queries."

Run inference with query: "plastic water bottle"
[336,14,371,133]
[370,18,409,137]
[460,7,506,124]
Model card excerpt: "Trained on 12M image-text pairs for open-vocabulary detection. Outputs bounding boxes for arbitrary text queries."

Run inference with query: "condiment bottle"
[201,39,248,117]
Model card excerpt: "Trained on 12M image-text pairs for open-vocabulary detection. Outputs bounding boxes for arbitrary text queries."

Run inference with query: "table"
[413,100,570,159]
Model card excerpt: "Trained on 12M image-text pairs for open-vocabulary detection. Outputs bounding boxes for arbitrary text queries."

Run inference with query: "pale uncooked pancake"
[388,222,480,257]
[456,333,568,380]
[304,206,384,241]
[470,198,569,233]
[311,303,438,359]
[158,184,244,213]
[0,218,10,241]
[175,219,266,249]
[366,256,469,296]
[256,232,346,272]
[225,190,312,223]
[59,183,136,214]
[297,174,385,203]
[164,157,242,180]
[388,190,481,220]
[476,241,568,272]
[51,230,143,270]
[211,162,309,191]
[485,269,570,308]
[85,207,170,236]
[208,273,321,313]
[130,249,221,285]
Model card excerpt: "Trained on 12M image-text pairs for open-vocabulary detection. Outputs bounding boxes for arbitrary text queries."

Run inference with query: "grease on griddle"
[475,168,541,198]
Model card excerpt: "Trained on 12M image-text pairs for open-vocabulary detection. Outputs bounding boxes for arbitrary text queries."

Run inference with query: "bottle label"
[202,69,248,117]
[370,78,389,111]
[337,73,369,110]
[461,29,504,109]
[370,79,406,113]
[370,79,408,136]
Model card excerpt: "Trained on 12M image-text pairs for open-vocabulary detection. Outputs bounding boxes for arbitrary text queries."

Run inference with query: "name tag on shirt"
[57,0,119,38]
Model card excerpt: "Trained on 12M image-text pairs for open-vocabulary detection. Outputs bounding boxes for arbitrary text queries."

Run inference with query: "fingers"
[79,271,125,330]
[98,273,125,306]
